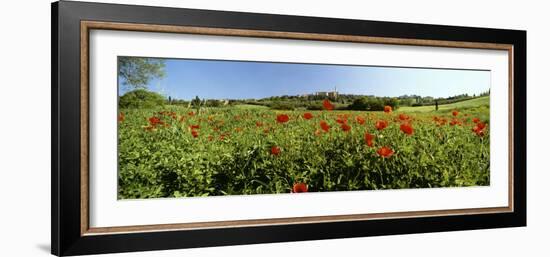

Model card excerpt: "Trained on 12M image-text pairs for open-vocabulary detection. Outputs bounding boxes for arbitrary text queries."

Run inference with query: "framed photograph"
[52,1,526,256]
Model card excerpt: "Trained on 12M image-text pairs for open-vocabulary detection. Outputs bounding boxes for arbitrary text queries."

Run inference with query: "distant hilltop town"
[159,86,490,111]
[301,87,339,99]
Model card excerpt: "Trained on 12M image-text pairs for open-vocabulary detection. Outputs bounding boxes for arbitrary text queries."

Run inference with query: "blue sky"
[118,58,490,100]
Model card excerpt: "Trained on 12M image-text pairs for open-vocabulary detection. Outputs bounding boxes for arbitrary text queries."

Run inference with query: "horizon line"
[139,90,490,101]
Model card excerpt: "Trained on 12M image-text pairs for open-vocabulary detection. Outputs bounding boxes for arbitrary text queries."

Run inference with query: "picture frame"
[51,1,526,256]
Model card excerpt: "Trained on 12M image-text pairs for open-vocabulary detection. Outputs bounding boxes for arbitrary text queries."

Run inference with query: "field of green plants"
[117,99,490,199]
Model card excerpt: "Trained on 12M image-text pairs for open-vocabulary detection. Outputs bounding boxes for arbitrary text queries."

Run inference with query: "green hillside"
[398,96,489,113]
[232,104,269,109]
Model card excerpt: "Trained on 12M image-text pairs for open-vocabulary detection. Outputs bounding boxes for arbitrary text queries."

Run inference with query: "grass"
[117,99,490,199]
[230,104,270,109]
[398,96,489,113]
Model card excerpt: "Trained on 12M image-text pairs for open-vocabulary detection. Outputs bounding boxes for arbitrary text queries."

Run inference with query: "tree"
[348,97,398,111]
[383,97,399,110]
[348,97,369,110]
[191,96,201,108]
[118,57,166,89]
[399,98,413,107]
[119,89,166,109]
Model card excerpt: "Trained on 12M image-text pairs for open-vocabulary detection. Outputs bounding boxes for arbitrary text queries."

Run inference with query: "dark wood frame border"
[52,1,526,256]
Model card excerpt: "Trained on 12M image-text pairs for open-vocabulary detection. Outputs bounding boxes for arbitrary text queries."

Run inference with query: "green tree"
[347,96,398,111]
[191,96,201,108]
[383,97,399,110]
[119,89,166,109]
[348,97,369,110]
[118,57,166,89]
[348,97,382,111]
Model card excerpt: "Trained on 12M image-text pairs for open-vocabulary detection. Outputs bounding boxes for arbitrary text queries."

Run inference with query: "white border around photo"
[89,29,509,228]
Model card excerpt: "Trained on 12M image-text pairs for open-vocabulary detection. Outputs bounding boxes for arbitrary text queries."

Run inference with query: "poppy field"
[117,99,490,199]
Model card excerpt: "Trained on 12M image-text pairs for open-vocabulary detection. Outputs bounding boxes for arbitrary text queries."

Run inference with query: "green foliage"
[399,96,489,113]
[205,99,223,107]
[119,89,166,109]
[191,96,202,108]
[117,102,490,199]
[118,57,166,89]
[348,97,399,111]
[269,101,297,110]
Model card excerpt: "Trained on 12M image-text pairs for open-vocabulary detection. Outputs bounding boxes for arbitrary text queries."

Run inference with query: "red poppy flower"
[189,124,200,130]
[400,123,414,135]
[166,112,176,119]
[320,120,330,132]
[149,116,160,124]
[472,126,484,136]
[271,146,281,155]
[355,116,366,125]
[449,119,461,126]
[472,117,480,123]
[384,105,392,113]
[471,122,487,136]
[188,111,195,116]
[336,117,347,124]
[256,121,263,127]
[452,110,459,116]
[322,99,334,111]
[341,123,351,132]
[398,114,409,121]
[303,112,313,120]
[364,132,374,147]
[476,122,486,130]
[148,116,164,127]
[276,114,290,123]
[292,183,308,193]
[375,120,388,130]
[191,130,199,138]
[118,112,125,122]
[160,111,175,117]
[377,146,394,158]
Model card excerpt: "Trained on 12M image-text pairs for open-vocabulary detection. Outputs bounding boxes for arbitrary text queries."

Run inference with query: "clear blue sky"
[118,58,490,100]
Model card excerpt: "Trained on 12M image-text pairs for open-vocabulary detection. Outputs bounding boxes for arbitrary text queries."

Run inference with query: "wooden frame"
[52,1,526,256]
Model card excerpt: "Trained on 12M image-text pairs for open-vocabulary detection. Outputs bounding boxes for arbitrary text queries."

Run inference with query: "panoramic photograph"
[117,56,490,199]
